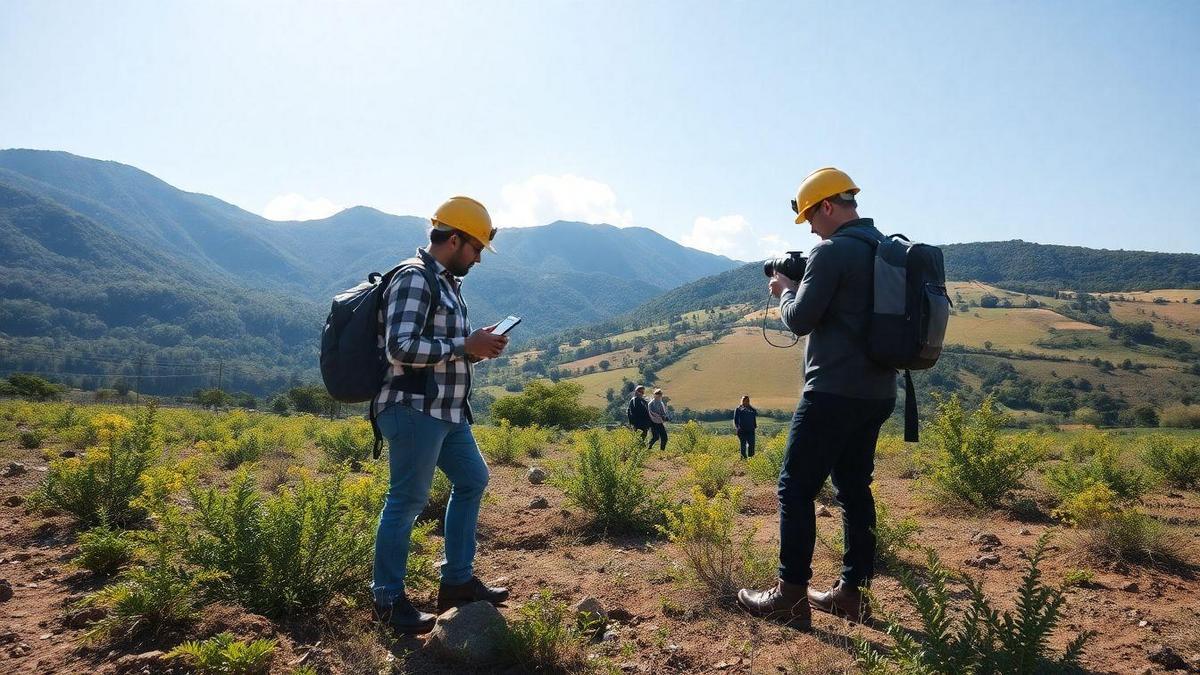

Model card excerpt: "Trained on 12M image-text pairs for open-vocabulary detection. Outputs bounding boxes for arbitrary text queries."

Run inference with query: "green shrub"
[490,380,600,429]
[552,429,668,533]
[426,467,452,514]
[746,431,786,484]
[81,515,214,643]
[1158,404,1200,429]
[673,421,712,454]
[206,429,270,469]
[683,451,735,498]
[856,535,1091,674]
[73,518,134,575]
[18,429,44,449]
[316,420,374,467]
[167,632,276,674]
[822,499,921,572]
[1061,568,1096,588]
[921,395,1041,508]
[476,419,522,465]
[182,469,378,617]
[504,590,592,672]
[658,487,772,600]
[1142,434,1200,489]
[1045,437,1147,504]
[35,406,162,527]
[1078,508,1187,569]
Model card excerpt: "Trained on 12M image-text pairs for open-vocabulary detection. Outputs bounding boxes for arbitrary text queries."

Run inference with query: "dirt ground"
[2,437,1199,674]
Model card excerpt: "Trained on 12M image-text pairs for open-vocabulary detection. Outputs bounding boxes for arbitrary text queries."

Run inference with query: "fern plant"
[552,429,668,533]
[73,514,134,575]
[856,534,1092,674]
[167,632,276,674]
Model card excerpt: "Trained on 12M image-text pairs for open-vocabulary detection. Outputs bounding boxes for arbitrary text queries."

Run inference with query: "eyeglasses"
[790,199,823,221]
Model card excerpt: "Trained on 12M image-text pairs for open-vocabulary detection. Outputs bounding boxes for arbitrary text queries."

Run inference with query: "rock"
[1122,581,1140,592]
[602,630,619,642]
[0,579,12,602]
[0,631,17,644]
[8,551,31,562]
[572,596,608,633]
[1018,528,1032,535]
[3,495,23,508]
[60,450,77,459]
[816,505,832,517]
[971,532,1001,548]
[8,642,31,657]
[527,467,547,485]
[609,607,634,622]
[966,553,1001,568]
[63,606,107,629]
[528,496,549,509]
[1148,644,1187,670]
[426,601,509,666]
[33,567,59,581]
[112,650,166,673]
[1,462,26,478]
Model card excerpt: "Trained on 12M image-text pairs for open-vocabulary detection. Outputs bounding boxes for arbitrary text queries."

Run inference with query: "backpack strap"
[369,255,443,459]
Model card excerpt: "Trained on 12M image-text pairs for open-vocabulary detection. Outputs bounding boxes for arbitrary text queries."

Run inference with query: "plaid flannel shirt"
[373,248,473,423]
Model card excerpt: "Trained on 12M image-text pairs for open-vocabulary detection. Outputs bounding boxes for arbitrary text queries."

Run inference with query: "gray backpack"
[836,230,951,441]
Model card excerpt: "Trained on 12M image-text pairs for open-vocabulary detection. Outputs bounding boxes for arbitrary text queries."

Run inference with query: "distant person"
[738,168,896,630]
[626,384,651,441]
[734,395,758,459]
[647,388,670,451]
[372,196,511,634]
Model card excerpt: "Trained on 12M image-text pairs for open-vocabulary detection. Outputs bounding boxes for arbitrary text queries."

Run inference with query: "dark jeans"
[778,391,894,588]
[737,430,756,458]
[634,425,649,443]
[648,422,667,451]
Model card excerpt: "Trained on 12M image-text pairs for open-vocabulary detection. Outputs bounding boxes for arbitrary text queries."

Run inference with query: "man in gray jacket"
[737,168,896,629]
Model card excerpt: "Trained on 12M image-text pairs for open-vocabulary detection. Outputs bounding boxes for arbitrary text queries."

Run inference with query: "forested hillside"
[0,149,738,395]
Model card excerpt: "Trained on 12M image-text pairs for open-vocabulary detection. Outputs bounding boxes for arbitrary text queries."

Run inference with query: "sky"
[1,0,1198,260]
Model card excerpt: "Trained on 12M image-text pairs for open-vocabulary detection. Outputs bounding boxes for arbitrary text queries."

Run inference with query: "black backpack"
[835,230,951,442]
[320,256,440,457]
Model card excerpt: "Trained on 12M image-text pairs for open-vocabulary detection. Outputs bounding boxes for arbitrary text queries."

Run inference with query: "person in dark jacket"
[734,395,758,459]
[737,168,896,630]
[627,385,651,441]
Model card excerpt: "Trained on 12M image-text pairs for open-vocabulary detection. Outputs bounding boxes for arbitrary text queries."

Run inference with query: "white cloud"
[493,174,634,228]
[261,193,344,221]
[681,216,801,261]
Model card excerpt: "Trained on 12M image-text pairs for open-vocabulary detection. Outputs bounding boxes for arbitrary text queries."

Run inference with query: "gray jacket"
[778,218,897,400]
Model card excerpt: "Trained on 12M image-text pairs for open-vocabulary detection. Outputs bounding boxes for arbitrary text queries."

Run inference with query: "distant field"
[568,366,638,404]
[656,327,804,410]
[1116,289,1200,303]
[1108,299,1200,347]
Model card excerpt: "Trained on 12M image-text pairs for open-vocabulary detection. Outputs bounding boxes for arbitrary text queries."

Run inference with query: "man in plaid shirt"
[372,196,510,634]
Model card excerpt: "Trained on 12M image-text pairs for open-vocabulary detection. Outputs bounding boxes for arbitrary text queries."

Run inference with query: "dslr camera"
[763,252,807,281]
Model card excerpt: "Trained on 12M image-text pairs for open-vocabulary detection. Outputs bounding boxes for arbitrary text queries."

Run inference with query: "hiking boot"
[736,579,811,630]
[808,579,871,623]
[437,576,509,613]
[375,593,436,634]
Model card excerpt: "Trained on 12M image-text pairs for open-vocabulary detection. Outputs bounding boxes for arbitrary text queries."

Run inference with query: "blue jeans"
[778,392,894,587]
[372,404,489,606]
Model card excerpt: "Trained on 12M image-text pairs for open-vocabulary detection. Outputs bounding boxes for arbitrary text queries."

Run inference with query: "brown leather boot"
[808,579,871,623]
[736,579,811,630]
[437,576,510,613]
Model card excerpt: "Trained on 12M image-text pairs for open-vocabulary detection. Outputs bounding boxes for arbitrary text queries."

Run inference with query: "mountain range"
[2,148,1197,398]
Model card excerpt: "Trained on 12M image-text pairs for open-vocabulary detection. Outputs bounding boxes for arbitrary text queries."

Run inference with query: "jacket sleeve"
[382,269,466,367]
[779,241,838,337]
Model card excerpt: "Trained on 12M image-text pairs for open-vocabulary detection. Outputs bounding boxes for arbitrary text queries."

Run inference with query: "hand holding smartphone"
[492,315,522,336]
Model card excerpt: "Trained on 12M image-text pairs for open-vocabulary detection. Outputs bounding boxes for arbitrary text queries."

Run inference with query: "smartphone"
[492,315,522,335]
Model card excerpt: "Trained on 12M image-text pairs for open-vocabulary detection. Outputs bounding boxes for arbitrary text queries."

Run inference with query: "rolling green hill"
[0,149,740,395]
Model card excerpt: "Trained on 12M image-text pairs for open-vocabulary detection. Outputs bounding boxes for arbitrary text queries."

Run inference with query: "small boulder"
[112,650,166,673]
[0,631,17,644]
[528,496,549,509]
[1,462,26,478]
[63,606,107,629]
[1121,581,1140,592]
[1148,644,1187,670]
[527,467,547,485]
[966,553,1001,568]
[572,596,608,633]
[0,579,12,602]
[971,532,1001,548]
[1018,528,1032,536]
[3,495,23,508]
[426,601,509,666]
[60,450,77,459]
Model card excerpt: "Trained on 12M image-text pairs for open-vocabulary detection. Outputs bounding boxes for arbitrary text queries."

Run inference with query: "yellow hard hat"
[791,167,860,224]
[432,195,497,252]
